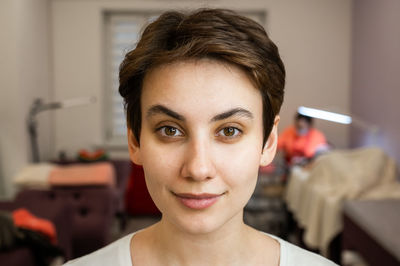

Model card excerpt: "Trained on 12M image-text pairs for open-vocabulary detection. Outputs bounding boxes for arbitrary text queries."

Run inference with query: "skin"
[128,59,280,266]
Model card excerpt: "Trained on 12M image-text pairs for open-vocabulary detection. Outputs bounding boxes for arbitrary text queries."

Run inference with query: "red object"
[124,163,160,215]
[12,208,57,244]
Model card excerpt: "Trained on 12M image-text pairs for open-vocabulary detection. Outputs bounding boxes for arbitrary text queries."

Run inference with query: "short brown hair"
[119,8,285,144]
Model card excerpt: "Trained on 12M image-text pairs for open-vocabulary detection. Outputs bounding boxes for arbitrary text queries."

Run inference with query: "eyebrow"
[211,107,254,122]
[146,105,185,121]
[146,104,253,122]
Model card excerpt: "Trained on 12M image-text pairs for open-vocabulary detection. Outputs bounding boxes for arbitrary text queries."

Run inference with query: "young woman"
[65,8,337,266]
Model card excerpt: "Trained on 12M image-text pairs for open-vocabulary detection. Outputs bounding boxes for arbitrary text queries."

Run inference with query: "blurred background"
[1,0,399,197]
[0,0,399,265]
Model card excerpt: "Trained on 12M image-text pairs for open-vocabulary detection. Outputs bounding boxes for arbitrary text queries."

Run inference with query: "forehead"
[141,59,262,118]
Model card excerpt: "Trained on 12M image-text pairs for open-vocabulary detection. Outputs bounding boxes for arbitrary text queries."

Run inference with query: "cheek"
[218,148,260,211]
[140,148,176,212]
[139,139,183,193]
[217,142,262,189]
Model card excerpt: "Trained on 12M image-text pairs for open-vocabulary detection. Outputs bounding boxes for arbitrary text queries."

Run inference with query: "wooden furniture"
[342,200,400,266]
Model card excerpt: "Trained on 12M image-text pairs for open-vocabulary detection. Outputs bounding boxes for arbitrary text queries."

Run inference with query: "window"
[104,13,159,144]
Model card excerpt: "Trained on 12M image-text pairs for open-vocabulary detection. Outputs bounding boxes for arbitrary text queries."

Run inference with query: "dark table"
[342,200,400,266]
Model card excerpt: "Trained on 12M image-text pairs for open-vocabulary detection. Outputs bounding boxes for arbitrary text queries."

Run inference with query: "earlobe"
[127,129,142,165]
[260,116,280,166]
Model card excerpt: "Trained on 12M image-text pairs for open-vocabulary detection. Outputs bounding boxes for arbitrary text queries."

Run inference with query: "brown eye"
[165,127,177,136]
[223,127,235,136]
[217,127,241,138]
[158,126,183,137]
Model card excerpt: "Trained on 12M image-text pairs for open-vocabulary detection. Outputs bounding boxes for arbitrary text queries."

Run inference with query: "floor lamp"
[27,97,96,163]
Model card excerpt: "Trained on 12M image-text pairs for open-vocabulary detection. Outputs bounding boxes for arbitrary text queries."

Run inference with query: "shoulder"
[63,233,134,266]
[309,128,326,139]
[270,235,338,266]
[278,126,296,144]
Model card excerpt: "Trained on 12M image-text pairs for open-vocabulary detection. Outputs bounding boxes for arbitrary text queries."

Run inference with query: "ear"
[260,116,280,166]
[127,129,142,165]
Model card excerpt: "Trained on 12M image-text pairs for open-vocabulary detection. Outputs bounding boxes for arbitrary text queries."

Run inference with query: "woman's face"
[128,59,278,235]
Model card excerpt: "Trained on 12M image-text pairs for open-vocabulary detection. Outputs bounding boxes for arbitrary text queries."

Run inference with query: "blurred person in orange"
[278,113,329,165]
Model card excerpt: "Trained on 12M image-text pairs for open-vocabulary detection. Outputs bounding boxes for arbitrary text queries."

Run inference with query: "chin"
[170,209,239,236]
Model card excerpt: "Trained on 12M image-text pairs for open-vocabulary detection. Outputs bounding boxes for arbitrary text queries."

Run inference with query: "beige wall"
[0,0,51,198]
[51,0,352,158]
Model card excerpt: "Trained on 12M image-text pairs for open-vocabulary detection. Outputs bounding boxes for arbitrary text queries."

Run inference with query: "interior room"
[1,0,399,265]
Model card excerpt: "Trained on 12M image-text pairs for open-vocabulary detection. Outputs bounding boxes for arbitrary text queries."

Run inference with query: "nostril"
[184,160,216,181]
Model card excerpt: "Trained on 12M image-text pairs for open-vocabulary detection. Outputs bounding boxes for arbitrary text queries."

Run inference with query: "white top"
[64,232,337,266]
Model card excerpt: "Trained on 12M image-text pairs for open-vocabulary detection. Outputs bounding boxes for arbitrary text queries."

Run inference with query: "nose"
[181,137,216,181]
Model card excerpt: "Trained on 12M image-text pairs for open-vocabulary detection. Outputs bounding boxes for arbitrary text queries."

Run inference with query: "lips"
[173,192,223,210]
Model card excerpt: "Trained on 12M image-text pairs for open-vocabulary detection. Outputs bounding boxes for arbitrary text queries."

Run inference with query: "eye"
[217,127,242,138]
[158,126,184,137]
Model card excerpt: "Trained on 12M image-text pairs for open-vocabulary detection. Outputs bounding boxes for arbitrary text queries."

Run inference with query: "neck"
[152,212,251,265]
